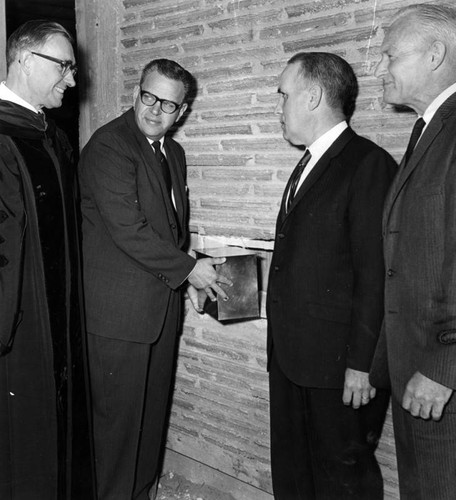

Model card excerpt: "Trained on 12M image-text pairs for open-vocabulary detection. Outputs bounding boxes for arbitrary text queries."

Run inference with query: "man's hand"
[188,257,232,302]
[343,368,377,409]
[187,284,205,313]
[402,371,453,421]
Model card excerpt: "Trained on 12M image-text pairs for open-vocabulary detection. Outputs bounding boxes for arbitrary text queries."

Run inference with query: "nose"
[274,96,283,115]
[64,71,76,88]
[151,100,162,115]
[374,55,387,79]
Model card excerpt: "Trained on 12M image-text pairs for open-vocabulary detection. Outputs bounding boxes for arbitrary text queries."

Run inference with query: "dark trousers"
[88,310,178,500]
[391,397,456,500]
[269,352,389,500]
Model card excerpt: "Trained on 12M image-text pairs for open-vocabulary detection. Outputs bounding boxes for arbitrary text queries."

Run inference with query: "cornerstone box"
[194,246,260,322]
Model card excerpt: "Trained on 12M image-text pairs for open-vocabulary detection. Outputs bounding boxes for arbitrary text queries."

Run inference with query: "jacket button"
[274,265,279,271]
[0,255,8,267]
[387,269,395,277]
[170,223,176,229]
[278,233,285,239]
[0,211,8,223]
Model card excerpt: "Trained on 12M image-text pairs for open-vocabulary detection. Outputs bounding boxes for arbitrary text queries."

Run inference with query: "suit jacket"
[267,127,396,388]
[370,92,456,405]
[79,108,195,343]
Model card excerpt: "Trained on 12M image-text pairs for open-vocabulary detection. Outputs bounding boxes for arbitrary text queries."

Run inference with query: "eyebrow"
[141,89,180,103]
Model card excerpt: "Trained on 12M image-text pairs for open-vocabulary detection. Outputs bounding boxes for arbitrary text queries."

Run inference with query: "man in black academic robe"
[0,20,95,500]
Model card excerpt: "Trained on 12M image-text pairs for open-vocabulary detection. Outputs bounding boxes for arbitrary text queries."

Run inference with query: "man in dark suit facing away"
[79,59,231,500]
[370,4,456,499]
[267,52,396,499]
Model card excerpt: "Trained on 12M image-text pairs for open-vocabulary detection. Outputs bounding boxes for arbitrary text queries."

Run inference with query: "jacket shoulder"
[90,111,131,141]
[344,131,397,166]
[81,111,135,158]
[165,136,185,155]
[347,131,389,153]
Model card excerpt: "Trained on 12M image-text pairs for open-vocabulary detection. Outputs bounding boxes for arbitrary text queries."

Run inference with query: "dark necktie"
[152,141,172,197]
[286,149,312,212]
[403,117,425,165]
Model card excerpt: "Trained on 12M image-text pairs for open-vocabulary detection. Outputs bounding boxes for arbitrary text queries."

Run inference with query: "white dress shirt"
[294,120,348,194]
[0,81,39,113]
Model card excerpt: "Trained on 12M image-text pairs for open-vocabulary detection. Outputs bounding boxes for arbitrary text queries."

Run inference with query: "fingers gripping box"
[193,246,260,322]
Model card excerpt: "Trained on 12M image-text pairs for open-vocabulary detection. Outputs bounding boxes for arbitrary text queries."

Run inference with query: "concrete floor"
[157,472,236,500]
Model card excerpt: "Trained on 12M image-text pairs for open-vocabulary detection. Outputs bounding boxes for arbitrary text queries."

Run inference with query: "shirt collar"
[423,82,456,125]
[0,82,40,114]
[146,136,165,149]
[307,121,348,163]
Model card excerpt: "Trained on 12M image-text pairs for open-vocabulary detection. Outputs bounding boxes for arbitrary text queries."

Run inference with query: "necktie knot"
[286,149,312,212]
[404,117,425,165]
[152,141,162,157]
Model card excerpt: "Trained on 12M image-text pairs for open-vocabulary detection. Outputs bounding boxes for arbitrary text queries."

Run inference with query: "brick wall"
[82,0,440,497]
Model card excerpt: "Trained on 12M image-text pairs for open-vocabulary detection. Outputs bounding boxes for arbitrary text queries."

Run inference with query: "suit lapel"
[125,109,181,242]
[383,92,456,227]
[279,127,356,227]
[163,138,186,227]
[382,121,442,229]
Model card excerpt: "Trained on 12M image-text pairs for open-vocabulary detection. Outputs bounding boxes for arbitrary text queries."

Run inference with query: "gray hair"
[394,4,456,48]
[7,20,74,69]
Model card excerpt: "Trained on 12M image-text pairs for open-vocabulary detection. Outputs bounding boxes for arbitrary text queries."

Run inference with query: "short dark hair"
[7,20,74,69]
[139,58,195,102]
[287,52,359,119]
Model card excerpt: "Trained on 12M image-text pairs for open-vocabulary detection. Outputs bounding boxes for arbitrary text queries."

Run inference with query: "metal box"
[194,246,260,322]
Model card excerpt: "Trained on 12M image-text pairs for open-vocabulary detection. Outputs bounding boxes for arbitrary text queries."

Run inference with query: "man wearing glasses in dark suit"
[79,58,231,500]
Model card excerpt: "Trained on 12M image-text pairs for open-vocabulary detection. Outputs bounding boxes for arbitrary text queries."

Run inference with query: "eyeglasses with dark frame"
[31,51,78,77]
[139,89,182,114]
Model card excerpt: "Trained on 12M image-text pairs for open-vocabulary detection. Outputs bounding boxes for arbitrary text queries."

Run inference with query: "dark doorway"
[5,0,79,155]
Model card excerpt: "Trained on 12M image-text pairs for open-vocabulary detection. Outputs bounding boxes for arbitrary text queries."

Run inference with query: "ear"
[429,40,446,71]
[175,102,188,123]
[19,50,34,76]
[308,84,323,111]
